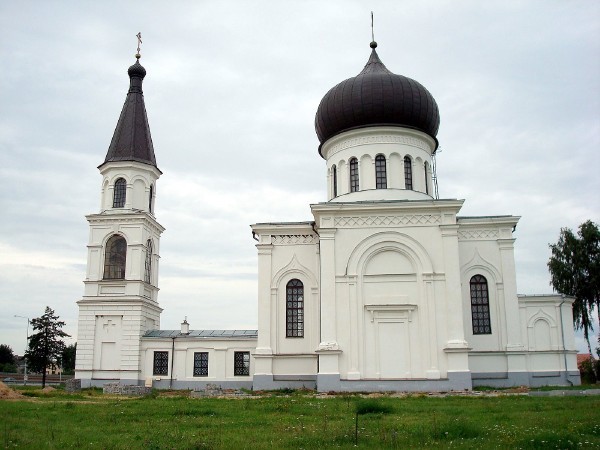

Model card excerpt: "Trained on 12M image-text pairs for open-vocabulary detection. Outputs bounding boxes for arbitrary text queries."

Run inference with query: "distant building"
[75,39,580,391]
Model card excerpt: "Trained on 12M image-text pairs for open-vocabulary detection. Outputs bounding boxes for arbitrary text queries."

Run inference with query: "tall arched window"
[332,165,337,197]
[375,154,387,189]
[404,156,413,190]
[424,162,430,195]
[470,275,492,334]
[144,239,153,284]
[104,235,127,279]
[286,279,304,338]
[113,178,126,208]
[349,157,359,192]
[149,185,154,213]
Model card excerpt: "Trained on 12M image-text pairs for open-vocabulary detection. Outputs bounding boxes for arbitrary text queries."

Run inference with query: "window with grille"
[424,162,429,195]
[375,154,387,189]
[153,351,168,375]
[144,239,152,284]
[193,352,208,377]
[103,235,127,279]
[349,158,359,192]
[286,279,304,338]
[470,275,492,334]
[113,178,126,208]
[234,351,250,376]
[332,165,337,197]
[404,156,413,190]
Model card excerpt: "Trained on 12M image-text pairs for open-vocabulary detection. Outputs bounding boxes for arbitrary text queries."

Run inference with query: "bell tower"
[75,41,165,387]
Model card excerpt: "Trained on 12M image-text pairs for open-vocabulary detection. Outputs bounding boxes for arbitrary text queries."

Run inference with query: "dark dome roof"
[127,59,147,78]
[315,43,440,151]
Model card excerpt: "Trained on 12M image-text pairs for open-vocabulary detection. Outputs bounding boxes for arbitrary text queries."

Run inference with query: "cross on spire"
[370,12,377,49]
[135,32,142,59]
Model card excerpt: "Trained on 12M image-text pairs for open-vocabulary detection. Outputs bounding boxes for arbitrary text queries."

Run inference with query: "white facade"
[75,49,580,391]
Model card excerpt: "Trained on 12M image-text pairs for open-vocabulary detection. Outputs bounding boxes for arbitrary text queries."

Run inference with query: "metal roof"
[143,329,258,339]
[315,43,440,154]
[100,59,159,170]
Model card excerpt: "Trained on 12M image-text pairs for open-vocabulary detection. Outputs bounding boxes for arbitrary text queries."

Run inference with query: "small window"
[103,235,127,279]
[349,157,359,192]
[113,178,126,208]
[286,279,304,338]
[144,239,153,284]
[404,156,413,190]
[424,162,430,195]
[153,351,169,375]
[193,352,209,377]
[375,154,387,189]
[149,185,154,213]
[470,275,492,334]
[332,165,337,197]
[234,351,250,376]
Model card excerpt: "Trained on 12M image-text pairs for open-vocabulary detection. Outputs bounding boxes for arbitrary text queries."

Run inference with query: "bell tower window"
[404,156,413,190]
[424,162,430,195]
[375,154,387,189]
[349,157,359,192]
[113,178,126,208]
[144,239,153,284]
[104,235,127,280]
[149,185,154,213]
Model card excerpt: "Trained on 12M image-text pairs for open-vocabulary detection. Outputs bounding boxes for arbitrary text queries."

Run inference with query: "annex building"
[75,39,580,391]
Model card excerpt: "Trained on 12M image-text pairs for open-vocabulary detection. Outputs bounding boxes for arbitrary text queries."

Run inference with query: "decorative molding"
[328,134,430,157]
[334,214,440,228]
[271,234,319,245]
[458,229,499,240]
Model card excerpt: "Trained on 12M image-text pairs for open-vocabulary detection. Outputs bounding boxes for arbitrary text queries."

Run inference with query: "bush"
[578,357,597,384]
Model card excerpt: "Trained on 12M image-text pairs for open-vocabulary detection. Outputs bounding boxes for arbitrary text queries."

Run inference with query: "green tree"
[548,220,600,353]
[0,344,16,372]
[61,343,77,375]
[25,307,70,387]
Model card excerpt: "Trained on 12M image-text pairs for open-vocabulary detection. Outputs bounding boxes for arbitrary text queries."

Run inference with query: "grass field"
[1,386,599,449]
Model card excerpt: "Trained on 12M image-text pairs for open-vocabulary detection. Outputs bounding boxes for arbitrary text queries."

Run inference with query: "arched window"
[349,157,359,192]
[144,239,153,284]
[470,275,491,334]
[424,162,429,195]
[113,178,126,208]
[332,165,337,197]
[375,154,387,189]
[404,156,413,190]
[104,235,127,279]
[286,279,304,338]
[149,185,154,213]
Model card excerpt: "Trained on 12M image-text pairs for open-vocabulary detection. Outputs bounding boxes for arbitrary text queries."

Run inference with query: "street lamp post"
[14,315,29,385]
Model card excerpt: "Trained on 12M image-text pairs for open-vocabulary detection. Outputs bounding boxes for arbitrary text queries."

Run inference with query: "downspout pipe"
[559,295,574,386]
[311,221,321,374]
[170,336,176,390]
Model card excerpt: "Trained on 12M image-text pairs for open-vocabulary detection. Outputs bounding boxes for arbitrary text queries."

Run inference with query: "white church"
[75,39,580,391]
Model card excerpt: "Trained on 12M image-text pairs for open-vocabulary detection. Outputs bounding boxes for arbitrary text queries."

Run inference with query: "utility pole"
[14,315,29,385]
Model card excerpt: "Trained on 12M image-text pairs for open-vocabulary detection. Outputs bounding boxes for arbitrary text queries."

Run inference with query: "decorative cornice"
[458,229,499,240]
[334,214,440,228]
[327,134,430,159]
[271,234,319,245]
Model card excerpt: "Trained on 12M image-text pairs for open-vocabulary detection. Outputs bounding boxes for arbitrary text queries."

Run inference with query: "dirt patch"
[41,386,56,393]
[0,381,24,399]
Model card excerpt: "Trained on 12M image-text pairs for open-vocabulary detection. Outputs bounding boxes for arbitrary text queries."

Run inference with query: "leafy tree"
[61,343,77,375]
[0,344,16,372]
[25,307,70,387]
[548,220,600,353]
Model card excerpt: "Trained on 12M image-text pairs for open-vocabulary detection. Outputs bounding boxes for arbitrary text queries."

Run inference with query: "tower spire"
[370,11,377,49]
[100,35,159,171]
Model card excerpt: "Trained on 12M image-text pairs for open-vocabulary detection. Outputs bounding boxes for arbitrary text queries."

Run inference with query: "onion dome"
[315,42,440,153]
[100,56,159,170]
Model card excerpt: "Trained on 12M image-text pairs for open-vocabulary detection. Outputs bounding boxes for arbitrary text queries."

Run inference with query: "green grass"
[1,388,599,448]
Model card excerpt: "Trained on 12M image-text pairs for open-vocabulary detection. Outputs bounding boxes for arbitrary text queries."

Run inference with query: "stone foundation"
[103,383,152,396]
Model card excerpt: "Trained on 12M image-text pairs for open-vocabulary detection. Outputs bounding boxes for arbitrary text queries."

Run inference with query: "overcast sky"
[1,1,598,356]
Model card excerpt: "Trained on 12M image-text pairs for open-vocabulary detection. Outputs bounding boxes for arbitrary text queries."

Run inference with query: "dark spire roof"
[100,57,159,171]
[315,42,440,155]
